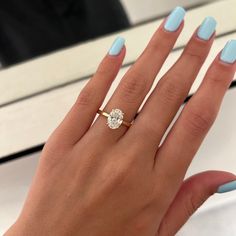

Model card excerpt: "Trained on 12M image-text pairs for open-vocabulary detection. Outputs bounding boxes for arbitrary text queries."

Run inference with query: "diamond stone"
[107,109,124,129]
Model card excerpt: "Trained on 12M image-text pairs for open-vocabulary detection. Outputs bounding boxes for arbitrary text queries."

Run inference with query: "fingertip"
[106,43,126,63]
[182,27,215,59]
[219,39,236,64]
[210,40,236,72]
[163,6,186,33]
[196,16,217,41]
[108,36,126,57]
[193,27,216,45]
[160,18,184,37]
[217,179,236,194]
[115,45,126,59]
[184,170,236,194]
[216,52,236,70]
[209,51,236,75]
[204,50,236,86]
[99,43,126,72]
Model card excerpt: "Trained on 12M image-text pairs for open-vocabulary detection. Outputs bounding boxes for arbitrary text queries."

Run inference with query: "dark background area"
[0,0,130,66]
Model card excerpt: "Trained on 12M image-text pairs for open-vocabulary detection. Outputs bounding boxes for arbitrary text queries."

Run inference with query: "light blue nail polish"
[197,16,217,40]
[164,6,186,32]
[220,40,236,64]
[108,37,125,56]
[217,180,236,193]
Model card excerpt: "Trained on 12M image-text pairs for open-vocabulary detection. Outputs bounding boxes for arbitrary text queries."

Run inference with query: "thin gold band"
[97,109,132,127]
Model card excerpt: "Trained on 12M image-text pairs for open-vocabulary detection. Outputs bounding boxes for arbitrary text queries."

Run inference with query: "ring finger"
[89,7,186,143]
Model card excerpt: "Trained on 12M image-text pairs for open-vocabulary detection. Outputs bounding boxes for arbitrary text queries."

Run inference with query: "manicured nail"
[164,6,186,32]
[108,37,125,56]
[217,180,236,193]
[220,40,236,64]
[197,16,217,40]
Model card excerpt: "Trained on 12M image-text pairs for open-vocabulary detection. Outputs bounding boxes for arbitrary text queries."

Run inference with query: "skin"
[5,18,236,236]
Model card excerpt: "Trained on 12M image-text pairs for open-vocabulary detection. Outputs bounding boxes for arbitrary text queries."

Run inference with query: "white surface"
[178,198,236,235]
[1,88,236,235]
[0,154,39,234]
[1,32,236,158]
[121,0,214,24]
[0,0,235,106]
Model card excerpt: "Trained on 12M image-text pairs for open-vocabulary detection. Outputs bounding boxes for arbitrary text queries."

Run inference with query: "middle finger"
[124,16,217,151]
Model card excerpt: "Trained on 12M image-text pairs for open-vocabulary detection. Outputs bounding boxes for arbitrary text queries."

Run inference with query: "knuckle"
[184,188,207,218]
[207,76,230,90]
[185,194,200,217]
[207,66,233,87]
[138,125,159,144]
[119,73,147,104]
[104,165,130,192]
[40,144,68,175]
[184,39,209,63]
[148,37,166,53]
[158,218,172,236]
[184,49,205,64]
[113,168,129,186]
[185,107,215,136]
[75,85,94,106]
[106,153,138,189]
[157,77,186,105]
[183,180,203,217]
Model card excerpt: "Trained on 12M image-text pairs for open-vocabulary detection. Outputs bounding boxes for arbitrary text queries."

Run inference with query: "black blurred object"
[0,0,130,66]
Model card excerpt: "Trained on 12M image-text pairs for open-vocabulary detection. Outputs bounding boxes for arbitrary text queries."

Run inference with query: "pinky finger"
[49,37,126,147]
[157,171,236,236]
[154,40,236,201]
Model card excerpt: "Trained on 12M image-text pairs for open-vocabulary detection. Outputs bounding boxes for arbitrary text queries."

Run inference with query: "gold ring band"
[97,108,132,129]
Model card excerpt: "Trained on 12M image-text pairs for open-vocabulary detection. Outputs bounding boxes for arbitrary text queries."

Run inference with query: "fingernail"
[197,16,217,40]
[220,40,236,64]
[164,6,186,32]
[108,37,125,56]
[217,180,236,193]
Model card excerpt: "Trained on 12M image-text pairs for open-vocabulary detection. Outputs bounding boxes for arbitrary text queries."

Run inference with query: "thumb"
[157,171,236,236]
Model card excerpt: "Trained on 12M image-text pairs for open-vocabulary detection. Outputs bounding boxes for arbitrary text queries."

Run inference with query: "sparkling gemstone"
[107,109,124,129]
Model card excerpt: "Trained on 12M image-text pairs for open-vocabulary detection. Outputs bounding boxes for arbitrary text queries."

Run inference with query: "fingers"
[48,38,126,147]
[154,40,236,203]
[90,7,185,143]
[125,17,216,151]
[157,171,236,236]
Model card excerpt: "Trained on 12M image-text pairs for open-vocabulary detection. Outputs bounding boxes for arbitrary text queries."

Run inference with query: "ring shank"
[97,109,110,118]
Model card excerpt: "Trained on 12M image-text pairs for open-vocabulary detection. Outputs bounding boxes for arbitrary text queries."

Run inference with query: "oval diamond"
[107,109,124,129]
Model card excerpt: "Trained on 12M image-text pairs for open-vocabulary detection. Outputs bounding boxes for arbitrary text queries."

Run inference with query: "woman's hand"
[5,7,236,236]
